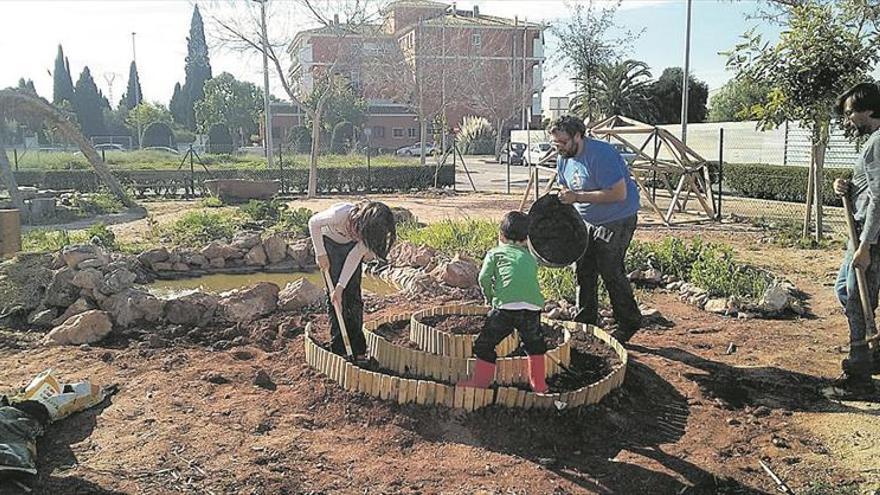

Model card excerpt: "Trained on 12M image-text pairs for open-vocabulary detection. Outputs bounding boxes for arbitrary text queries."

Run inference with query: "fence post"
[717,128,724,220]
[13,149,18,171]
[783,121,789,167]
[278,141,284,195]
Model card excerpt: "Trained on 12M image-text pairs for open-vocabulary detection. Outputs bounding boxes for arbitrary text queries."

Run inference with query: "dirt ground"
[1,193,878,494]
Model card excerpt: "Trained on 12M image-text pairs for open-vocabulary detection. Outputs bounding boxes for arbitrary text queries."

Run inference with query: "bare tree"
[207,0,386,197]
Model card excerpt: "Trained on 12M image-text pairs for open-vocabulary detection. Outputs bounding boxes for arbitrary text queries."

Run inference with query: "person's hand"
[330,285,343,307]
[834,178,851,197]
[316,254,330,271]
[853,245,871,271]
[558,188,578,205]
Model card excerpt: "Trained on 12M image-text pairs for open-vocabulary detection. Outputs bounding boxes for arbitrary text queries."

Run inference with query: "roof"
[420,12,543,29]
[385,0,448,8]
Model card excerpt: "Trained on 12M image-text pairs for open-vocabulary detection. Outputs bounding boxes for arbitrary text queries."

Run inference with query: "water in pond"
[147,271,397,298]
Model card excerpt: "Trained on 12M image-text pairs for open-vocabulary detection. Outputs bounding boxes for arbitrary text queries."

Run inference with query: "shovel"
[322,269,354,358]
[842,194,879,349]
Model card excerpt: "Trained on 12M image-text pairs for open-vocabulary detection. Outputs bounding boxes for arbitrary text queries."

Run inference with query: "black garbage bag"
[0,401,50,475]
[527,193,589,267]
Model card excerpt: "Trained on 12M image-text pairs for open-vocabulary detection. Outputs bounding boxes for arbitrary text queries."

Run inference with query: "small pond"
[147,271,397,298]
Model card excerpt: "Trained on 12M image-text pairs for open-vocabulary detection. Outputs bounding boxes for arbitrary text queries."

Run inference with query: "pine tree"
[170,82,185,125]
[120,61,143,111]
[74,66,107,137]
[52,45,75,105]
[17,78,38,96]
[180,4,213,130]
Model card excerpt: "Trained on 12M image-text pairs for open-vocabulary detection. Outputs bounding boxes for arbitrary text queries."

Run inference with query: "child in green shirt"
[458,211,549,393]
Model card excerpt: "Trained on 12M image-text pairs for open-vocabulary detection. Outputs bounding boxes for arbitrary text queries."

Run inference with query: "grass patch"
[756,217,845,250]
[22,229,82,252]
[15,150,417,171]
[153,210,244,246]
[72,192,125,216]
[201,196,225,208]
[399,219,498,260]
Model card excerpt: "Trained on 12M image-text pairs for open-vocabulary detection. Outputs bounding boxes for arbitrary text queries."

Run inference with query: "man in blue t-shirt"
[550,115,641,343]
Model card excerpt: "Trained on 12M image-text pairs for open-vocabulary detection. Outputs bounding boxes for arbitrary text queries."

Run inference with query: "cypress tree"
[73,66,107,137]
[170,82,185,125]
[120,61,143,111]
[180,5,213,129]
[52,45,75,105]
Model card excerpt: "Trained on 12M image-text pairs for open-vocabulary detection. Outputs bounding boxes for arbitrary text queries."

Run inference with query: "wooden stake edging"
[304,309,628,410]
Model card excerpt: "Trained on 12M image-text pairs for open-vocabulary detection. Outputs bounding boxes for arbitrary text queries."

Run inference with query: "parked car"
[611,142,637,165]
[144,146,180,155]
[94,143,126,151]
[501,142,527,166]
[396,142,437,157]
[524,142,553,166]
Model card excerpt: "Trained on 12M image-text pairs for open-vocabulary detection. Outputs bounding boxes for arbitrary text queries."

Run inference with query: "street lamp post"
[680,0,693,145]
[253,0,274,167]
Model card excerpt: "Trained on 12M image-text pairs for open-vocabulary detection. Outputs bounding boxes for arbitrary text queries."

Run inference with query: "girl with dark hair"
[309,201,396,360]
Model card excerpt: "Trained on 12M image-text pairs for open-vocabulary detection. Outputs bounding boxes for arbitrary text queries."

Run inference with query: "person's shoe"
[527,354,549,394]
[458,358,495,389]
[824,372,875,400]
[610,327,639,344]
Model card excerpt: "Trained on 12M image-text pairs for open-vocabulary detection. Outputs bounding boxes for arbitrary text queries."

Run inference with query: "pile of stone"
[29,238,326,347]
[137,231,314,275]
[375,241,482,297]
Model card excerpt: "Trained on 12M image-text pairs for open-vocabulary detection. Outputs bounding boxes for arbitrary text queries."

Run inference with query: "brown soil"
[1,195,877,494]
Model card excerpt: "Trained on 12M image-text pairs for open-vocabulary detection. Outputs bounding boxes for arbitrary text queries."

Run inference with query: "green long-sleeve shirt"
[479,242,545,309]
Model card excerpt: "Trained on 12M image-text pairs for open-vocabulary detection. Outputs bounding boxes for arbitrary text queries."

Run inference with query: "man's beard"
[559,147,577,158]
[857,123,874,136]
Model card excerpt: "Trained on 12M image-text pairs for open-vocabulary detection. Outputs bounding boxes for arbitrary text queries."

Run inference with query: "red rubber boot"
[527,354,549,394]
[458,358,495,389]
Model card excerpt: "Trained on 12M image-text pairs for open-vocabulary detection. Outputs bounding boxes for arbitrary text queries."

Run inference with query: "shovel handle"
[842,195,878,347]
[322,269,354,358]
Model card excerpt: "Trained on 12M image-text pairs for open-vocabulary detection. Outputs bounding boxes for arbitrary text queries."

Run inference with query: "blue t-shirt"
[556,138,640,225]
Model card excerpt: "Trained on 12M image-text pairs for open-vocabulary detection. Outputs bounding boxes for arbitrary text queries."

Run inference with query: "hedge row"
[13,165,455,196]
[722,163,851,207]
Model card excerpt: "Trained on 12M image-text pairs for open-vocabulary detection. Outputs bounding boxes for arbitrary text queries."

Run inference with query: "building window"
[407,127,418,138]
[472,33,481,47]
[372,126,385,138]
[392,128,405,138]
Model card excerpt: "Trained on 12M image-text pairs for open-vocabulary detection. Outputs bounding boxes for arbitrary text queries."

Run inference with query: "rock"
[184,253,209,268]
[253,369,276,390]
[752,405,771,417]
[44,310,113,346]
[278,278,324,311]
[640,308,661,318]
[389,241,437,268]
[165,292,219,327]
[203,372,230,385]
[44,267,79,307]
[52,297,94,326]
[287,239,314,269]
[27,308,57,327]
[543,301,560,312]
[209,257,225,269]
[430,255,479,288]
[771,436,789,449]
[99,268,137,295]
[137,247,170,267]
[704,298,730,314]
[641,268,663,284]
[262,234,288,264]
[232,350,254,361]
[218,282,279,323]
[390,206,416,225]
[726,418,741,426]
[71,268,104,290]
[151,262,173,272]
[77,258,107,270]
[100,289,164,327]
[665,281,684,291]
[232,232,262,251]
[547,308,566,320]
[789,299,806,315]
[627,269,642,281]
[245,245,268,266]
[61,244,108,269]
[172,263,191,272]
[201,242,240,260]
[759,285,790,313]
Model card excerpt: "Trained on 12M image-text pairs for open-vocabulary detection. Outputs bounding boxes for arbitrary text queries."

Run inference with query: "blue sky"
[0,0,783,107]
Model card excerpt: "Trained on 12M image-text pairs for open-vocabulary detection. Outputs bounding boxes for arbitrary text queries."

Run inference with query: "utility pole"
[680,0,693,145]
[132,32,142,149]
[254,0,274,167]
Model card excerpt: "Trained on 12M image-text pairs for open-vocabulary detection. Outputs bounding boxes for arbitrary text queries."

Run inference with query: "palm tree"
[570,59,655,123]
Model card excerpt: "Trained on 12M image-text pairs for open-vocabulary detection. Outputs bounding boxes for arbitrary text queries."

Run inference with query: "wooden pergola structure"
[520,115,718,225]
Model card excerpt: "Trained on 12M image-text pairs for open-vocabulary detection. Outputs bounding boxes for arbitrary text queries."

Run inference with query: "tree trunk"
[307,97,327,198]
[494,117,504,162]
[0,142,26,220]
[814,123,829,242]
[419,118,428,167]
[803,151,814,238]
[0,90,136,209]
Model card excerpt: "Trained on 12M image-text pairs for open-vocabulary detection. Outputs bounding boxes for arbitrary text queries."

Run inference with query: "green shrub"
[399,219,497,260]
[689,245,773,298]
[240,199,288,224]
[625,238,706,280]
[724,163,851,206]
[83,223,116,249]
[756,217,844,249]
[457,116,496,155]
[201,196,224,208]
[22,229,76,252]
[72,192,125,215]
[276,207,313,237]
[154,211,243,246]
